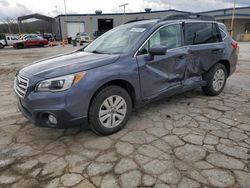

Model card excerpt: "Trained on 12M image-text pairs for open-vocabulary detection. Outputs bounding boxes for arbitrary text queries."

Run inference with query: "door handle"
[212,49,223,53]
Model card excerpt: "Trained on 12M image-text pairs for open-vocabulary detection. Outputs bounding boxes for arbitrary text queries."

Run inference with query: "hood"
[21,51,120,78]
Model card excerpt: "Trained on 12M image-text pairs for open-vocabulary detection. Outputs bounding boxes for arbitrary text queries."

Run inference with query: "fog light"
[48,114,57,125]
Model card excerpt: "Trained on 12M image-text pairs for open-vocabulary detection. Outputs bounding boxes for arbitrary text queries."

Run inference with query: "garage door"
[67,22,85,38]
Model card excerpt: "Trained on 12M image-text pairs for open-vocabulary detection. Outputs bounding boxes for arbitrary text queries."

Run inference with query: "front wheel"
[89,86,132,135]
[202,63,227,96]
[0,43,4,49]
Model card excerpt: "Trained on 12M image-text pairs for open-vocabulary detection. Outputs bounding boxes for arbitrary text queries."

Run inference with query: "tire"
[0,43,4,49]
[202,63,227,96]
[89,85,132,135]
[17,43,24,49]
[39,43,44,47]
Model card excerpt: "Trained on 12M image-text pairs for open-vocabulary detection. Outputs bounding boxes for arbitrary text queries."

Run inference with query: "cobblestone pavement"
[0,44,249,188]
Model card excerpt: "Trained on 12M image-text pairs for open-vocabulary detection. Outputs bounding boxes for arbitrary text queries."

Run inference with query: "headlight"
[36,72,86,92]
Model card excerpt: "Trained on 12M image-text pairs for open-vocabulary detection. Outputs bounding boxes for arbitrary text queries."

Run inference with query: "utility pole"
[119,3,129,24]
[230,0,236,37]
[63,0,68,38]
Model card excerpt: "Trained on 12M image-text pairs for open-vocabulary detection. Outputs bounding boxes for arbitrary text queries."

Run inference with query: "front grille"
[14,75,29,98]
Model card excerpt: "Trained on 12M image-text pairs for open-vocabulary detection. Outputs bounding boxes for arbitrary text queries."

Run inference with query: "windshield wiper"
[92,50,104,54]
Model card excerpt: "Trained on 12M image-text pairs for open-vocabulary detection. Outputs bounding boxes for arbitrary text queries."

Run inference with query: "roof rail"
[125,19,149,24]
[158,13,216,22]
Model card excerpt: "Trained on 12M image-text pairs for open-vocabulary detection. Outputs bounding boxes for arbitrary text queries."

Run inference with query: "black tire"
[89,85,132,135]
[17,43,24,49]
[0,43,4,49]
[39,43,44,47]
[202,63,227,96]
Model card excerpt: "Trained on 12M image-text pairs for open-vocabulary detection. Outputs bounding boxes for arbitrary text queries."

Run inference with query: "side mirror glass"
[149,45,167,56]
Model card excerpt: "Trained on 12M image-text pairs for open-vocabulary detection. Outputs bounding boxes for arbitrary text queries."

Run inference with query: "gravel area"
[0,43,249,188]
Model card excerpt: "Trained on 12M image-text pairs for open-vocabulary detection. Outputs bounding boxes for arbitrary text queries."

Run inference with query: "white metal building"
[52,7,250,40]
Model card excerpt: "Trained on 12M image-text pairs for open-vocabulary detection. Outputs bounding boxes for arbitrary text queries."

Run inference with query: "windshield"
[84,21,155,54]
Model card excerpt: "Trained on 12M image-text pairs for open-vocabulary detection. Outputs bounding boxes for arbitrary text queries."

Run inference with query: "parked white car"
[6,35,21,46]
[75,32,91,43]
[0,34,7,48]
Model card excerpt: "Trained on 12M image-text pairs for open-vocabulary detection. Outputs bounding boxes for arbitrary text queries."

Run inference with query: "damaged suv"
[15,14,238,135]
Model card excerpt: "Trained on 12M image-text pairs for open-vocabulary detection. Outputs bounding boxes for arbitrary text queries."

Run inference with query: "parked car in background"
[42,33,54,41]
[13,34,48,49]
[6,35,21,46]
[14,14,238,135]
[75,32,91,43]
[0,33,7,48]
[93,30,107,39]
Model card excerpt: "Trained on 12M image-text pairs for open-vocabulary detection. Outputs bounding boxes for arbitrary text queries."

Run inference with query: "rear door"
[136,24,190,100]
[184,22,224,77]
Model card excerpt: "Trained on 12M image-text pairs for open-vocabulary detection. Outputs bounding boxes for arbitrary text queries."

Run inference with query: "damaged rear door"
[184,22,225,77]
[136,24,189,100]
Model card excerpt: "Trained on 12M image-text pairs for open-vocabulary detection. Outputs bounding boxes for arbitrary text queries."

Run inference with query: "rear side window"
[185,23,221,45]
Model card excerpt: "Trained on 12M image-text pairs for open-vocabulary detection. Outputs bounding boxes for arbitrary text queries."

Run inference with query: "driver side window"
[139,24,182,55]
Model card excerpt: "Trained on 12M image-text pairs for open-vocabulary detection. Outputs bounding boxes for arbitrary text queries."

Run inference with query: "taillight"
[231,40,238,49]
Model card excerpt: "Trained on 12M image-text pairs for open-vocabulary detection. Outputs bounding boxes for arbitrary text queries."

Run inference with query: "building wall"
[201,7,250,39]
[200,7,250,16]
[53,7,250,41]
[221,19,250,38]
[54,10,187,40]
[52,17,61,40]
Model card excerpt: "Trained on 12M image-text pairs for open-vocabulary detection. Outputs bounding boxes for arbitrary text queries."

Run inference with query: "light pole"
[230,0,236,37]
[64,0,68,38]
[119,3,129,24]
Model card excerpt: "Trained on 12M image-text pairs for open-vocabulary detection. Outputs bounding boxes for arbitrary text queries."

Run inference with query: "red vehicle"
[13,34,48,49]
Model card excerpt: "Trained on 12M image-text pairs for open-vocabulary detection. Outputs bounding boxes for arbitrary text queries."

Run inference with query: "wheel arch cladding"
[217,60,230,77]
[88,79,136,114]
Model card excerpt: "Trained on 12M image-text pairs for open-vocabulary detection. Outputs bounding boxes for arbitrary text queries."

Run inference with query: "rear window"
[185,23,221,45]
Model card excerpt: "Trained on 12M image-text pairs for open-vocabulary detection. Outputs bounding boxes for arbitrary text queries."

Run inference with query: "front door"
[136,24,189,100]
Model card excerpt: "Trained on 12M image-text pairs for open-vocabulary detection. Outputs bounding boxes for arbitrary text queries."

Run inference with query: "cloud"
[0,2,33,21]
[141,0,250,12]
[0,0,9,6]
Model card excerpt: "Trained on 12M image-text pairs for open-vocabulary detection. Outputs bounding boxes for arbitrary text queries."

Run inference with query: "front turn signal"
[73,72,86,85]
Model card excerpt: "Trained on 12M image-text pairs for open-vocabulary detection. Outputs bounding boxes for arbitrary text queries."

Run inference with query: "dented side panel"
[136,47,190,99]
[185,43,226,78]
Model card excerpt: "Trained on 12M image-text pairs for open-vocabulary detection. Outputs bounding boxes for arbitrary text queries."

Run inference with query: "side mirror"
[149,45,167,56]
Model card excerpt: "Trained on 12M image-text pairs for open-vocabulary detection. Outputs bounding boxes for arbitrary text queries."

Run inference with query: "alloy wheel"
[212,69,226,91]
[98,95,127,128]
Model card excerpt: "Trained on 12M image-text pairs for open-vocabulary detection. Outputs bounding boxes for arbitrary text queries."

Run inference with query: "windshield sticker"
[130,28,146,32]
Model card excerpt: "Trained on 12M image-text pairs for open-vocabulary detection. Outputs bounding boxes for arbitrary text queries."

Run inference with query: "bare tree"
[0,16,19,34]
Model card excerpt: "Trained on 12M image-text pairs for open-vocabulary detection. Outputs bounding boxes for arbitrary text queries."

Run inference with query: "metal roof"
[54,9,190,18]
[18,13,55,23]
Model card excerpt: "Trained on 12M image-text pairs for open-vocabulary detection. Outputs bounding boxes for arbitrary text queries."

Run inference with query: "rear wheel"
[39,43,44,47]
[0,43,4,49]
[89,85,132,135]
[202,63,227,96]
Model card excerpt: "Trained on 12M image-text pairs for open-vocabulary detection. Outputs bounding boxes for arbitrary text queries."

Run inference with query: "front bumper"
[14,70,93,128]
[17,97,87,128]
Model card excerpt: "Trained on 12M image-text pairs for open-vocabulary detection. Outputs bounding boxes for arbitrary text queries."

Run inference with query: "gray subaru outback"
[14,14,238,135]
